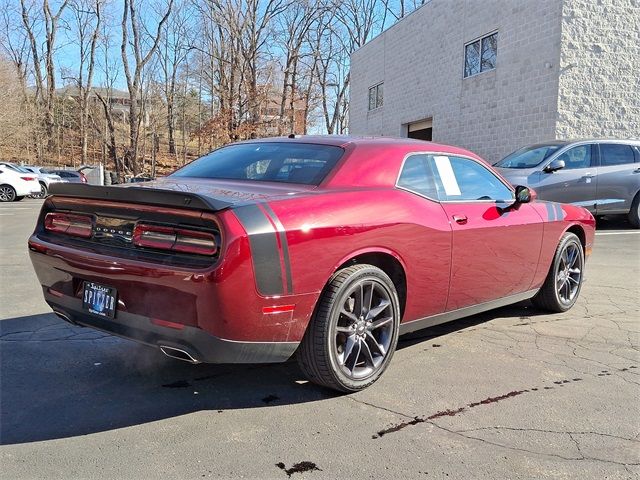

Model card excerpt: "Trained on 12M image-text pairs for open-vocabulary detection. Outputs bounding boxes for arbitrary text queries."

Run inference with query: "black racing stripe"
[261,203,293,294]
[233,205,283,296]
[545,202,556,221]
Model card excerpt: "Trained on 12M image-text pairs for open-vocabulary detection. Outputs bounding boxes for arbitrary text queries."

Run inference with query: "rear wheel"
[297,264,400,392]
[32,182,47,199]
[0,185,16,202]
[532,232,584,312]
[628,193,640,228]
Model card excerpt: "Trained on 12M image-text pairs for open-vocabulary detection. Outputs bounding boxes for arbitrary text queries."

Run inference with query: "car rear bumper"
[14,182,38,196]
[44,288,299,364]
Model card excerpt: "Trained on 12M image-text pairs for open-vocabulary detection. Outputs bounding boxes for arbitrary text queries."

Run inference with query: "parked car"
[10,165,66,198]
[495,139,640,227]
[29,136,595,392]
[44,169,88,184]
[0,165,40,201]
[127,175,153,183]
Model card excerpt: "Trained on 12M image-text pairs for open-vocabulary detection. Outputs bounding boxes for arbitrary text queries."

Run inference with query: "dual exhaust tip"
[159,345,201,364]
[53,310,200,365]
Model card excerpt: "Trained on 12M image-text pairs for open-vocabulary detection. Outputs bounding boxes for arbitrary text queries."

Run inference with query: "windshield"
[495,144,563,169]
[171,142,344,185]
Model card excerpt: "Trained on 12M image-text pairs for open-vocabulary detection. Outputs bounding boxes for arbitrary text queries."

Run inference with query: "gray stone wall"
[556,0,640,140]
[350,0,565,163]
[350,0,640,162]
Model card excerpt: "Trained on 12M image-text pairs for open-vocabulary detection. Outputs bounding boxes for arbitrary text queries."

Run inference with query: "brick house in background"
[349,0,639,163]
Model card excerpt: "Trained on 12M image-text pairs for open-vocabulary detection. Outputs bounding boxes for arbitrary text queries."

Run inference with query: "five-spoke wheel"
[333,280,394,379]
[533,232,585,312]
[297,264,400,392]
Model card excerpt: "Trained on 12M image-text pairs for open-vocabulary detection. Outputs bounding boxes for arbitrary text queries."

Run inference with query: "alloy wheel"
[332,280,395,379]
[556,241,582,304]
[0,185,16,202]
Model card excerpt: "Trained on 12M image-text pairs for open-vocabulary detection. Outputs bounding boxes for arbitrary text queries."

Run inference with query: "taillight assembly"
[133,224,217,256]
[44,212,93,238]
[80,174,88,183]
[21,176,37,181]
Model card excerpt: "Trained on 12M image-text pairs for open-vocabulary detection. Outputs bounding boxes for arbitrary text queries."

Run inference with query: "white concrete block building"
[349,0,640,163]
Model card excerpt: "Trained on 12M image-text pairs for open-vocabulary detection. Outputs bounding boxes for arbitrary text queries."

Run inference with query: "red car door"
[429,155,544,311]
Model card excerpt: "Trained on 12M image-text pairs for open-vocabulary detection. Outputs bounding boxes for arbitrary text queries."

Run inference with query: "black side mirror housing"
[501,185,536,213]
[543,159,565,173]
[515,185,533,204]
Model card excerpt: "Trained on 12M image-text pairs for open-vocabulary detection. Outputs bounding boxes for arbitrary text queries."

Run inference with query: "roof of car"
[235,135,471,150]
[525,139,640,148]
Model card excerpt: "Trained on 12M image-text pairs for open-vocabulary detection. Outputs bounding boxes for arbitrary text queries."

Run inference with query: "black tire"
[34,182,48,199]
[532,232,584,313]
[0,184,16,202]
[14,196,24,201]
[297,264,401,392]
[628,193,640,228]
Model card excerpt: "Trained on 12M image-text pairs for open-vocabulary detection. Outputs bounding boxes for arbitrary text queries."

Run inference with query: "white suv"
[0,166,40,202]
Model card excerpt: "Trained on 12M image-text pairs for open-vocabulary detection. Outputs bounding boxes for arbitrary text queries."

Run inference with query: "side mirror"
[514,185,536,204]
[543,159,565,173]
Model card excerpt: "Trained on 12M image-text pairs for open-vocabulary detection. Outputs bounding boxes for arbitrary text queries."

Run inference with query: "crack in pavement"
[428,421,640,469]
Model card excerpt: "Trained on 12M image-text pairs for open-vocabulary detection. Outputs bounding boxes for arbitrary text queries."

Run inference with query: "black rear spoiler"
[48,183,233,212]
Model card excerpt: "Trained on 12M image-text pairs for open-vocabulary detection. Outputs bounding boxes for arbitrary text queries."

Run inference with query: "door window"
[432,156,513,202]
[555,145,592,169]
[599,144,636,166]
[398,154,513,202]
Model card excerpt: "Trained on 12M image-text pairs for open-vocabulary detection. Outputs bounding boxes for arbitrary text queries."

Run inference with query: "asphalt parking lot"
[0,198,638,479]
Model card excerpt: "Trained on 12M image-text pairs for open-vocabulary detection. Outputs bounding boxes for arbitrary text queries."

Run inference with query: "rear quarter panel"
[264,188,453,326]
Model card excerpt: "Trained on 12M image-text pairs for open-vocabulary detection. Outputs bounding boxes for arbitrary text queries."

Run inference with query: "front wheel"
[297,264,401,392]
[532,232,584,312]
[0,185,16,202]
[628,193,640,228]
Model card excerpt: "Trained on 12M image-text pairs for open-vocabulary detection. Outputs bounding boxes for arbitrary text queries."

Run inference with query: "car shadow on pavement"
[595,215,635,230]
[396,300,544,349]
[1,304,541,445]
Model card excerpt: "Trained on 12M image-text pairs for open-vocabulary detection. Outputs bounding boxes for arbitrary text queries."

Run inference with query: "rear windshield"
[171,142,344,185]
[495,144,563,169]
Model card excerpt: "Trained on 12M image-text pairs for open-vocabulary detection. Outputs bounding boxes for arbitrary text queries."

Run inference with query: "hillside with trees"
[1,0,425,178]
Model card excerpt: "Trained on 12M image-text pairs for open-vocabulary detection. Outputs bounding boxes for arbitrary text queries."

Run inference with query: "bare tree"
[68,0,101,164]
[275,0,321,134]
[20,0,70,153]
[120,0,173,174]
[157,0,192,157]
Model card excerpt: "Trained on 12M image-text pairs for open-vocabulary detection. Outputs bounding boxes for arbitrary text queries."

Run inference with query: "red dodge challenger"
[29,136,595,391]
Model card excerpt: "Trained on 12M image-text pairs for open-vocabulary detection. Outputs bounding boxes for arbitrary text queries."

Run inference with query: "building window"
[464,32,497,78]
[368,83,383,110]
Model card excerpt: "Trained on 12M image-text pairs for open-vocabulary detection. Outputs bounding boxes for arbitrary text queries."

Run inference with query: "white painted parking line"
[595,231,640,236]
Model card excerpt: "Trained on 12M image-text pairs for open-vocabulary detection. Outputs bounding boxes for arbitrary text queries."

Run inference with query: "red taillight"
[44,212,93,238]
[21,176,37,181]
[133,224,217,256]
[80,173,88,183]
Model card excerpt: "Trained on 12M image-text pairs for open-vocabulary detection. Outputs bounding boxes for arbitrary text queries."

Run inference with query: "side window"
[431,156,513,202]
[555,145,592,170]
[397,154,438,199]
[599,144,636,166]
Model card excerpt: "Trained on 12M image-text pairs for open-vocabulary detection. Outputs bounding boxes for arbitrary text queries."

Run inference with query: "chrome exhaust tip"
[53,310,80,326]
[159,345,201,364]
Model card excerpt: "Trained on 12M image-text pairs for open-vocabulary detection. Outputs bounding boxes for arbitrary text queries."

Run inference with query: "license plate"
[82,282,117,318]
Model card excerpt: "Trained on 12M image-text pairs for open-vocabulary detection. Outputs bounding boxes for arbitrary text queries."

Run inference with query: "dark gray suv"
[495,139,640,227]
